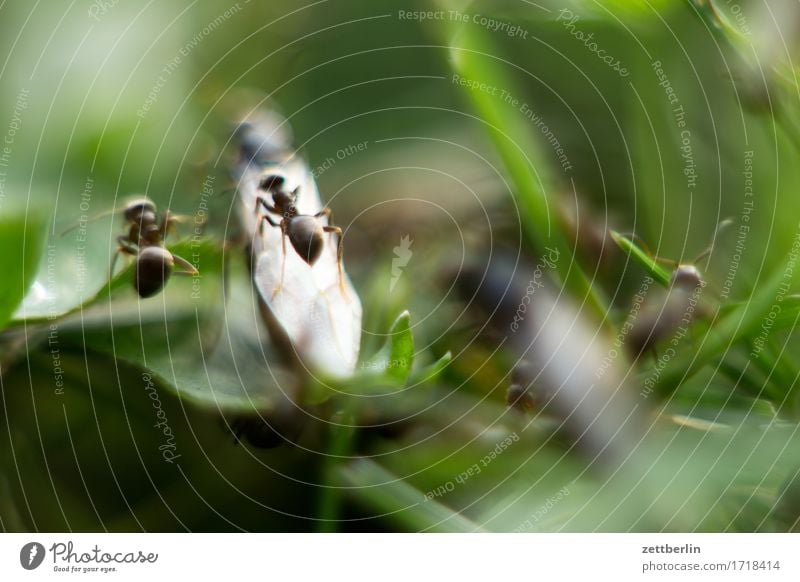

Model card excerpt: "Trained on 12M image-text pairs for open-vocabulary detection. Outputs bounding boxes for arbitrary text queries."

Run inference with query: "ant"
[621,221,731,359]
[627,264,706,359]
[226,406,306,449]
[229,415,287,449]
[253,173,344,296]
[111,198,198,298]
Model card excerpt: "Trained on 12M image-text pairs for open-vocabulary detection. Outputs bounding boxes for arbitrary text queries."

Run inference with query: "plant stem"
[316,409,358,532]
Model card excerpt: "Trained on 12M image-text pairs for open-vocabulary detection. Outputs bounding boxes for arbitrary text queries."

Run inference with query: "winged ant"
[253,173,344,296]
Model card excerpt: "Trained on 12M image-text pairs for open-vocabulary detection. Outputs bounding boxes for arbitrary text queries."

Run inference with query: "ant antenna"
[59,208,119,237]
[694,218,734,268]
[220,170,290,198]
[620,220,733,271]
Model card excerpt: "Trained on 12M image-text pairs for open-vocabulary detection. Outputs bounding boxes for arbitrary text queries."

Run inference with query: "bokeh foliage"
[2,0,800,532]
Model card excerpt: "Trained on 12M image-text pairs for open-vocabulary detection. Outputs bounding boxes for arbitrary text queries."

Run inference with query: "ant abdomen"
[288,215,325,265]
[135,246,174,298]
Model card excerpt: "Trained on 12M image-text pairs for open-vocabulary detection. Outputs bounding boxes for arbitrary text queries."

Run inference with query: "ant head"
[671,264,703,290]
[258,174,285,193]
[123,198,157,222]
[135,246,174,298]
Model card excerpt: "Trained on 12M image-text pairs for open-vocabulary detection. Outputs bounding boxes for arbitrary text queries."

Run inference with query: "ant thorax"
[671,264,704,291]
[274,198,297,219]
[262,179,298,219]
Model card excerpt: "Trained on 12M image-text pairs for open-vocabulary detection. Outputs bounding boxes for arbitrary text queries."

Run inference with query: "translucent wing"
[234,116,362,379]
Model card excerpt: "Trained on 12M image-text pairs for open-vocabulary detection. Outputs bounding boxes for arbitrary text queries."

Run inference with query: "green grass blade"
[656,254,800,394]
[610,230,672,286]
[440,18,607,321]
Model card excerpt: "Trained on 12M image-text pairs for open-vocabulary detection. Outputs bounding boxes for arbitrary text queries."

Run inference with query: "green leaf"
[0,211,45,330]
[364,310,414,384]
[409,351,452,385]
[12,238,216,325]
[335,458,484,532]
[610,230,672,287]
[656,259,800,394]
[687,0,752,51]
[767,294,800,333]
[34,239,283,414]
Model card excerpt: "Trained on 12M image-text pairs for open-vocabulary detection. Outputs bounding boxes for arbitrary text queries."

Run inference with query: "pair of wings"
[235,128,362,379]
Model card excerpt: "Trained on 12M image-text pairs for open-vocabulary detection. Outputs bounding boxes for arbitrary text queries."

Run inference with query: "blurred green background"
[2,0,800,532]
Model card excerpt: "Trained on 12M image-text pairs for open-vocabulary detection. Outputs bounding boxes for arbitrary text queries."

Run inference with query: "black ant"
[229,415,286,449]
[111,198,198,298]
[253,174,344,296]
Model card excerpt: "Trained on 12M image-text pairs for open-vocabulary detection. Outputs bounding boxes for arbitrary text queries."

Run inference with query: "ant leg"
[254,211,288,299]
[159,210,189,240]
[255,196,279,215]
[159,210,173,239]
[172,254,199,276]
[323,225,344,292]
[110,249,122,279]
[254,197,276,236]
[314,207,332,222]
[111,237,138,277]
[272,221,288,299]
[258,213,280,236]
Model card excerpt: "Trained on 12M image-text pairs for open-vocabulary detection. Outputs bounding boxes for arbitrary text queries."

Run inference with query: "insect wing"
[238,156,362,378]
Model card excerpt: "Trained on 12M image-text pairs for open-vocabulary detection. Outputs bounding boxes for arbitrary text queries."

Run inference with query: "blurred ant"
[621,221,731,359]
[65,197,198,298]
[254,173,344,295]
[226,407,306,449]
[229,415,286,449]
[507,360,538,412]
[627,263,706,359]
